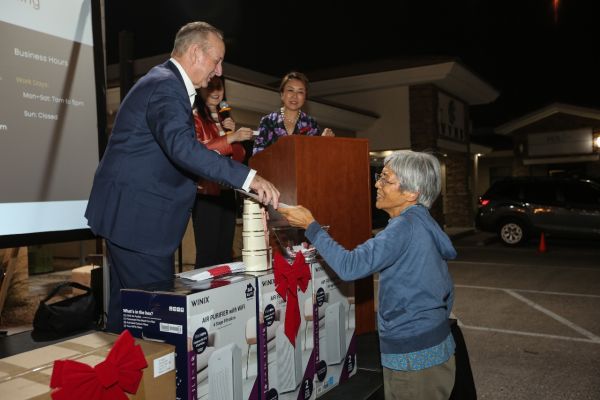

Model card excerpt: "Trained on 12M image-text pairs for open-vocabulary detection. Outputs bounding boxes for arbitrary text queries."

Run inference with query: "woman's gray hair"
[171,21,223,57]
[383,150,441,209]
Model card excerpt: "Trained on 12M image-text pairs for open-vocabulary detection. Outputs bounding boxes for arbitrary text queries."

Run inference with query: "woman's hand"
[321,128,335,137]
[278,205,315,230]
[228,127,254,143]
[221,117,236,132]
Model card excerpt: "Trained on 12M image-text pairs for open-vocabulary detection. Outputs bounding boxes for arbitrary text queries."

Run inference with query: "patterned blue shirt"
[381,333,455,371]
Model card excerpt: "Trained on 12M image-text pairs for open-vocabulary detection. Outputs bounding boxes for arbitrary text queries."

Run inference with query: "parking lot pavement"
[453,231,600,270]
[449,234,600,399]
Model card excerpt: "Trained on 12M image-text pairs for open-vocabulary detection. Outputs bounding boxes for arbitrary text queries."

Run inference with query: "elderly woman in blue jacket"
[279,150,456,400]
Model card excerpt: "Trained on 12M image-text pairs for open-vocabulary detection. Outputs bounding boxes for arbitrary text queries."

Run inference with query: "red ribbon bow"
[50,330,148,400]
[274,251,311,347]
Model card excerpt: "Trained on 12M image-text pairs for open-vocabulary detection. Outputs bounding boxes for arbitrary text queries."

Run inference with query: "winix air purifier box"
[121,275,259,400]
[249,271,316,400]
[310,262,357,397]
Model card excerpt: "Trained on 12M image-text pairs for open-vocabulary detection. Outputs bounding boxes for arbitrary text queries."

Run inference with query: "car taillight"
[479,198,490,206]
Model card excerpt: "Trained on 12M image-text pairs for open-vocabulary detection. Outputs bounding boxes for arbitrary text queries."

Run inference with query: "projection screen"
[0,0,106,247]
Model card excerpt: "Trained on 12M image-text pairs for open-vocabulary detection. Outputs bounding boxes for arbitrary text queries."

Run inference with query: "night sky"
[105,0,600,128]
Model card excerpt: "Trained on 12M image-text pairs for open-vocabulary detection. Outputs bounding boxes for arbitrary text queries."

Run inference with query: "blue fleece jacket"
[305,204,456,354]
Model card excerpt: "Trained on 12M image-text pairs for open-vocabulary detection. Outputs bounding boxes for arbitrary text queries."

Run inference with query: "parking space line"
[454,284,600,343]
[459,324,600,344]
[504,289,600,342]
[455,284,600,299]
[450,260,600,270]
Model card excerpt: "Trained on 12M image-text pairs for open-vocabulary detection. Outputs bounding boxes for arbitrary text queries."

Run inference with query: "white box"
[122,276,259,400]
[310,262,357,397]
[250,271,316,400]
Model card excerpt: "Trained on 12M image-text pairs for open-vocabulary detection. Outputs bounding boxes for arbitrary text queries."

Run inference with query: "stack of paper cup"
[242,199,272,271]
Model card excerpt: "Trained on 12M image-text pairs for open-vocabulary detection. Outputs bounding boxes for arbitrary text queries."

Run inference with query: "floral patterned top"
[252,110,321,155]
[381,333,455,371]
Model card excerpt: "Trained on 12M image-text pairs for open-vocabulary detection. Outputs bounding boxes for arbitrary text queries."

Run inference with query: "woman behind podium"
[192,76,253,268]
[279,150,457,400]
[252,71,334,155]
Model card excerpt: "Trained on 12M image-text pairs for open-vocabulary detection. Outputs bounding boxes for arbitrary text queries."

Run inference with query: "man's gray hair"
[171,21,223,57]
[383,150,441,209]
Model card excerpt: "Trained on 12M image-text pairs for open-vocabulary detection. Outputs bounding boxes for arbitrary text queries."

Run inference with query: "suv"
[475,177,600,246]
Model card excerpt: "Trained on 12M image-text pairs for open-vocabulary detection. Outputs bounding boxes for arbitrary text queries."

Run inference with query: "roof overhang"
[496,103,600,135]
[522,154,600,165]
[470,143,493,155]
[309,62,499,105]
[106,55,277,86]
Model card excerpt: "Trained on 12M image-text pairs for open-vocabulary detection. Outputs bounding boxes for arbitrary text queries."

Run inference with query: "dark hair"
[195,76,226,122]
[279,71,309,94]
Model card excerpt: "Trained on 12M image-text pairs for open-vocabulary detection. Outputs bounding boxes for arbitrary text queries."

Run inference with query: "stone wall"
[409,84,445,226]
[409,84,438,152]
[512,157,530,177]
[445,152,472,227]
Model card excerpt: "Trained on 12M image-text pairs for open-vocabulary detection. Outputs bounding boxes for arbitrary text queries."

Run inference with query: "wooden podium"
[250,135,375,334]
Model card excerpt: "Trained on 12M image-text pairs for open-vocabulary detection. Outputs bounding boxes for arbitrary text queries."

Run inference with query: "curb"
[447,228,476,240]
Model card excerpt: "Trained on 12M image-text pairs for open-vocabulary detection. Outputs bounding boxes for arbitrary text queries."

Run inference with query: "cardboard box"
[122,276,259,400]
[310,262,357,397]
[250,271,316,400]
[0,332,176,400]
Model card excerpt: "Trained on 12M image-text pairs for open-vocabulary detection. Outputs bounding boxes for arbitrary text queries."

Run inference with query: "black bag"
[33,281,98,336]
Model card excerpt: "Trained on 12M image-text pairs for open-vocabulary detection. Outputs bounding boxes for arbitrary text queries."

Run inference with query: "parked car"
[475,177,600,246]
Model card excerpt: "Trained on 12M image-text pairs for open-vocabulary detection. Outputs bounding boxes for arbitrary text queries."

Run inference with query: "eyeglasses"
[374,172,398,186]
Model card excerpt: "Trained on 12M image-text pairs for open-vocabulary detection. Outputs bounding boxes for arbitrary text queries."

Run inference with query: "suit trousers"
[191,190,237,268]
[105,240,174,333]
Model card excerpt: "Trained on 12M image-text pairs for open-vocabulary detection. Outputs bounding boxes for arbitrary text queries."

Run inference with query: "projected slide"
[0,0,100,237]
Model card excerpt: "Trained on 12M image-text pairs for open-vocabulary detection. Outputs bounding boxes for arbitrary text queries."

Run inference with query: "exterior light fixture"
[593,132,600,151]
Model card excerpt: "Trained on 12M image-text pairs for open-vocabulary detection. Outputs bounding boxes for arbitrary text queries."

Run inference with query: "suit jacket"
[85,61,249,256]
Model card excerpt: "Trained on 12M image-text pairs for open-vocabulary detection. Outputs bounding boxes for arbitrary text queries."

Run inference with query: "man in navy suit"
[85,22,280,333]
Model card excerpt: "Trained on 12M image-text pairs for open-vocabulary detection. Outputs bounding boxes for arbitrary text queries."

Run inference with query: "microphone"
[217,100,232,132]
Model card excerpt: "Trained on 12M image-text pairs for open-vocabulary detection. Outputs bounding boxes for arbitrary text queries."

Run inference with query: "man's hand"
[249,174,280,208]
[277,205,315,230]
